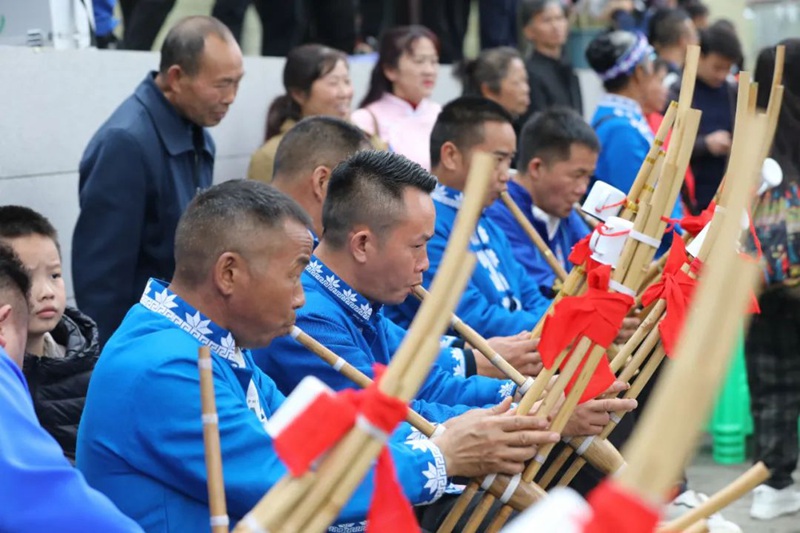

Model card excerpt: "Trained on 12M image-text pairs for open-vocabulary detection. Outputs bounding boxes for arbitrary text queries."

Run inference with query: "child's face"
[8,234,66,337]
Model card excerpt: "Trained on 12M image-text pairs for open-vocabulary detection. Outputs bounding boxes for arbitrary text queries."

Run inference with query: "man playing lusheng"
[385,97,551,339]
[78,179,564,532]
[486,107,596,297]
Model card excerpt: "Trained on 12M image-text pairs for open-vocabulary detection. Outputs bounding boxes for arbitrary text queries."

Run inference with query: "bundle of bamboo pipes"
[435,44,703,533]
[536,47,785,495]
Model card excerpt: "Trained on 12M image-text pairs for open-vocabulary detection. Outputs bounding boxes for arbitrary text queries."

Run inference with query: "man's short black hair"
[0,205,60,254]
[518,107,600,171]
[322,150,437,249]
[684,1,709,20]
[648,8,693,49]
[159,16,235,77]
[174,180,312,287]
[0,243,31,310]
[272,116,372,183]
[430,96,514,168]
[699,24,743,64]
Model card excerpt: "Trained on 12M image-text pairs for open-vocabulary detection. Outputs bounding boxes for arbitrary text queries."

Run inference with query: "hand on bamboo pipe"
[562,382,638,437]
[615,316,642,344]
[476,332,544,378]
[432,398,560,477]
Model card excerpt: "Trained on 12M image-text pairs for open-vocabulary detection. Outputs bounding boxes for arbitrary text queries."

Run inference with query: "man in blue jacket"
[486,107,596,297]
[78,179,562,532]
[72,15,244,345]
[385,97,551,339]
[0,244,142,532]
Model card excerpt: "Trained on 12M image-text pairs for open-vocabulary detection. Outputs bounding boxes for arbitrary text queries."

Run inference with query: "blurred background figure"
[456,46,531,137]
[519,0,583,123]
[351,25,441,169]
[746,38,800,523]
[249,44,352,183]
[648,5,698,85]
[668,23,742,213]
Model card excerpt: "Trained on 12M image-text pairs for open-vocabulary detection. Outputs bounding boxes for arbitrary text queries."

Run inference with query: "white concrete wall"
[0,46,603,304]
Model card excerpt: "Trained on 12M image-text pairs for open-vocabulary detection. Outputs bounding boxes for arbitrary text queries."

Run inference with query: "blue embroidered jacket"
[384,184,551,338]
[486,180,590,294]
[77,280,449,533]
[253,257,516,422]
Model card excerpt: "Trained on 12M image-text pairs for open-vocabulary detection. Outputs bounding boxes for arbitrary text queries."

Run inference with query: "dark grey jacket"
[23,306,99,462]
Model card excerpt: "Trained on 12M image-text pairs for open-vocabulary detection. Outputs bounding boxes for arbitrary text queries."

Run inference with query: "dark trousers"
[118,0,176,50]
[212,0,299,56]
[419,0,470,63]
[746,286,800,489]
[478,0,517,49]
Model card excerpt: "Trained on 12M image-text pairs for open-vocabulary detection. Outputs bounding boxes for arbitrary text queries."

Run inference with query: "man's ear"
[311,165,331,203]
[348,228,373,265]
[527,157,544,181]
[212,252,243,296]
[0,304,11,349]
[439,141,463,172]
[164,65,186,93]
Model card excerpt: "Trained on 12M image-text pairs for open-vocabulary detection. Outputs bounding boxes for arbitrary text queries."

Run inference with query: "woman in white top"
[351,25,441,169]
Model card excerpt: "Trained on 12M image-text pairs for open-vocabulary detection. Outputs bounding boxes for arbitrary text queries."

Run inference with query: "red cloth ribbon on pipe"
[581,480,661,533]
[640,236,698,357]
[679,201,715,236]
[569,232,593,266]
[538,265,634,402]
[569,231,602,273]
[273,365,418,533]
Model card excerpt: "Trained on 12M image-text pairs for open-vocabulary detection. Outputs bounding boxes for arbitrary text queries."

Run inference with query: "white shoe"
[750,484,800,520]
[664,489,742,533]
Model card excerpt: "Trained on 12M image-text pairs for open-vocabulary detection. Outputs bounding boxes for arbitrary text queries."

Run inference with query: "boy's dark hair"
[0,242,31,307]
[699,24,743,64]
[648,8,692,49]
[0,205,60,253]
[174,180,312,288]
[322,150,437,249]
[430,96,514,168]
[159,16,235,77]
[517,107,600,171]
[273,116,371,184]
[519,0,565,28]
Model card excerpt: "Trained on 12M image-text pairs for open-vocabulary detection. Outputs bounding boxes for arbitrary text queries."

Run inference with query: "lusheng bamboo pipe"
[411,285,535,390]
[658,462,770,532]
[615,112,767,508]
[198,346,229,533]
[499,191,568,282]
[288,325,546,512]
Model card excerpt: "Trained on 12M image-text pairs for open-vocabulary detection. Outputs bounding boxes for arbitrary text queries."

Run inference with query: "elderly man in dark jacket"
[72,15,244,345]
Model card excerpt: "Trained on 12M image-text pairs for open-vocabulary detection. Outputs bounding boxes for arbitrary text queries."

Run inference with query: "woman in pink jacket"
[351,25,441,170]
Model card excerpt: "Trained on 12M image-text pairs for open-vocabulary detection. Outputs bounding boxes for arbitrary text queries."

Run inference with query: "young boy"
[0,206,99,462]
[0,243,142,532]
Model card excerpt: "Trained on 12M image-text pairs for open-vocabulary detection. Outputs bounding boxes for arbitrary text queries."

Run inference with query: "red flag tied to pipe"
[640,236,698,357]
[273,365,418,533]
[538,265,634,402]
